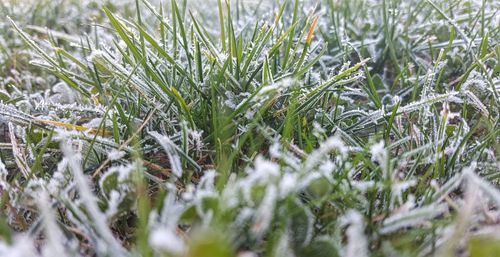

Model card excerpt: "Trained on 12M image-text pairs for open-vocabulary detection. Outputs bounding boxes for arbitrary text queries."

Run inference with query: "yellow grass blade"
[37,119,111,136]
[306,16,319,44]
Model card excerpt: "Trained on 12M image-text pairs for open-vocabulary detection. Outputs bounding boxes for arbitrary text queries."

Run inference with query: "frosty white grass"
[0,0,499,256]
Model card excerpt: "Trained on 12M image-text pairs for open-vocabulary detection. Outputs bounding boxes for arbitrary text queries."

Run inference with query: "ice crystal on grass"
[0,235,37,257]
[107,149,126,161]
[149,228,186,255]
[149,131,183,178]
[38,192,69,257]
[370,140,388,174]
[1,0,499,256]
[59,135,127,256]
[380,204,449,235]
[342,210,368,257]
[304,136,348,170]
[251,184,277,237]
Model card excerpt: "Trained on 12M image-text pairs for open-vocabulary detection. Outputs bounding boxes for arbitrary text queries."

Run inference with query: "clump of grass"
[0,0,499,256]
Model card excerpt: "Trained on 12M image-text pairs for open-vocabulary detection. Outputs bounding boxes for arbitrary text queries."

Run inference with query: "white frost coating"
[370,140,388,175]
[439,102,461,125]
[241,156,280,205]
[224,91,237,109]
[197,170,218,191]
[38,191,68,257]
[464,90,490,117]
[221,173,240,209]
[297,172,322,190]
[107,149,126,161]
[397,195,416,214]
[273,231,295,257]
[8,122,29,178]
[118,40,127,49]
[351,181,377,191]
[81,117,104,128]
[187,128,204,152]
[318,160,336,179]
[296,200,315,247]
[46,158,69,195]
[341,210,368,257]
[370,140,385,162]
[35,100,104,114]
[149,131,183,178]
[391,180,417,207]
[269,142,301,171]
[0,235,37,257]
[187,171,219,223]
[305,136,348,170]
[100,163,134,186]
[232,207,254,229]
[238,251,258,257]
[59,136,127,256]
[87,50,107,63]
[0,158,10,191]
[98,163,135,219]
[181,184,195,201]
[464,163,500,207]
[157,184,185,229]
[380,204,448,234]
[279,173,298,199]
[104,190,123,218]
[2,0,497,255]
[49,82,76,104]
[149,228,186,255]
[251,185,277,237]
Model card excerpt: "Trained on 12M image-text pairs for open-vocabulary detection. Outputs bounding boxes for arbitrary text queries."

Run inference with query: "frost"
[241,156,280,205]
[156,184,185,228]
[463,90,490,117]
[49,82,76,104]
[8,122,29,178]
[464,163,500,207]
[391,180,417,207]
[149,228,186,255]
[370,140,388,174]
[87,50,107,63]
[59,135,127,256]
[149,131,183,178]
[104,190,123,218]
[279,172,298,199]
[221,174,240,209]
[107,149,126,161]
[351,181,377,191]
[273,232,295,257]
[0,158,9,191]
[0,235,37,257]
[380,204,449,234]
[38,191,68,257]
[187,128,204,152]
[1,0,498,256]
[238,252,258,257]
[99,163,134,190]
[305,136,347,170]
[341,210,368,257]
[251,185,277,237]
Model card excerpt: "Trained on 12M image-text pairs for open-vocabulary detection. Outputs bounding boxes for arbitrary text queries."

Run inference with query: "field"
[0,0,499,256]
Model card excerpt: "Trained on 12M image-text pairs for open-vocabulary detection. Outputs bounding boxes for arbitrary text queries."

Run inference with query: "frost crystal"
[107,149,126,161]
[252,185,277,237]
[370,140,388,174]
[149,131,183,178]
[149,228,186,255]
[342,210,368,257]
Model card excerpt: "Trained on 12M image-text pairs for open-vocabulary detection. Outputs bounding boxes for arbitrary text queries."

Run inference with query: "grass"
[0,0,499,256]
